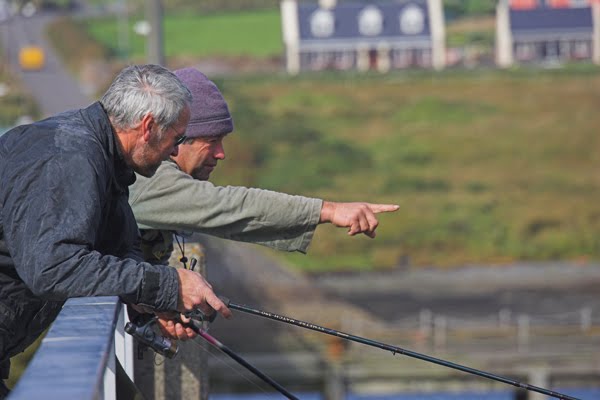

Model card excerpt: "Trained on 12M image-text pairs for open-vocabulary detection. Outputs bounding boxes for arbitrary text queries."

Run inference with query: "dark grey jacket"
[0,102,178,364]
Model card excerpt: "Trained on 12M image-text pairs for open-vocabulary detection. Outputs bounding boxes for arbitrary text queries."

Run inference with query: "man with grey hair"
[131,67,399,341]
[0,64,230,397]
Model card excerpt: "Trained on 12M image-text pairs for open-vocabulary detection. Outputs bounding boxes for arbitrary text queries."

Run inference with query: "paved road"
[1,12,90,117]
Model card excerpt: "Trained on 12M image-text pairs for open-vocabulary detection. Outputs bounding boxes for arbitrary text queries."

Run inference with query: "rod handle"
[219,295,231,307]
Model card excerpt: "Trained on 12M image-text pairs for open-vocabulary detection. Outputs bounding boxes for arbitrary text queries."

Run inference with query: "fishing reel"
[184,307,218,323]
[125,306,221,359]
[125,315,179,359]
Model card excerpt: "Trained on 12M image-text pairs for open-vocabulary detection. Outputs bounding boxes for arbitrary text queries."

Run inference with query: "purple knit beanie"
[174,67,234,138]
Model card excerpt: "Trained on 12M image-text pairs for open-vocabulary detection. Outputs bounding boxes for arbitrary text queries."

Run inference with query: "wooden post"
[324,336,346,400]
[134,235,209,399]
[527,368,550,400]
[323,362,345,400]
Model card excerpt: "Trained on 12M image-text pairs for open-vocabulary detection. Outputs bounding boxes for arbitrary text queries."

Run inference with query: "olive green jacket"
[129,160,322,263]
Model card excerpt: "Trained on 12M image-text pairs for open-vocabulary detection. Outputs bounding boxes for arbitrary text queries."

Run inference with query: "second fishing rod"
[218,297,580,400]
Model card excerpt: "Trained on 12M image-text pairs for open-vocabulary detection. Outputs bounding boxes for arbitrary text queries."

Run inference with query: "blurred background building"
[281,0,446,74]
[496,0,600,67]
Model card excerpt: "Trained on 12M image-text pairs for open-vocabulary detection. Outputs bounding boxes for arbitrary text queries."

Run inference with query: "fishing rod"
[125,312,299,400]
[220,298,580,400]
[184,319,300,400]
[126,258,297,399]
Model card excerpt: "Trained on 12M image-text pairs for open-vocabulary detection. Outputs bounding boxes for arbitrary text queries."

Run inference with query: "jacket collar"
[85,102,136,189]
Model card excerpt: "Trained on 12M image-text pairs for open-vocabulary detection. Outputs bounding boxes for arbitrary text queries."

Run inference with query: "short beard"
[133,135,162,177]
[191,167,211,181]
[136,153,160,177]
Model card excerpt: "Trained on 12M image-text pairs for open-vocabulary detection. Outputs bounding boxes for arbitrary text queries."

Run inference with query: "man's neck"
[113,127,137,167]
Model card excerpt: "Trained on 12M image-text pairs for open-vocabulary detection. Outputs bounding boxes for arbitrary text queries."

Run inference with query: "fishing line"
[223,299,580,400]
[173,234,188,269]
[184,320,299,400]
[188,336,274,397]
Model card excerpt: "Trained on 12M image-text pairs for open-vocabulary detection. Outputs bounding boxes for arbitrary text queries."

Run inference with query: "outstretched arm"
[130,162,322,253]
[319,201,399,238]
[150,201,399,341]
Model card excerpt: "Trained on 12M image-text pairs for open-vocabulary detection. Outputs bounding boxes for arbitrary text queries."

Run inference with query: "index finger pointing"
[368,204,400,214]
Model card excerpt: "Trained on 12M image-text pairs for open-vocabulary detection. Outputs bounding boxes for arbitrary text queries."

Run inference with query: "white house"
[496,0,600,67]
[281,0,446,74]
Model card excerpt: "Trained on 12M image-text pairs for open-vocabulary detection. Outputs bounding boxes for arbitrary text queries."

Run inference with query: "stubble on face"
[134,108,191,177]
[132,132,163,177]
[147,138,165,176]
[177,139,217,181]
[191,164,212,181]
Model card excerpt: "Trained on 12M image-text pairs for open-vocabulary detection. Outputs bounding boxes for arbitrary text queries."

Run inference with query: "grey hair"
[100,64,192,132]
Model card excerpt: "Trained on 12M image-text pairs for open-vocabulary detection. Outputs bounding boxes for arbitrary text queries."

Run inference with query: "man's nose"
[214,143,225,160]
[171,145,179,157]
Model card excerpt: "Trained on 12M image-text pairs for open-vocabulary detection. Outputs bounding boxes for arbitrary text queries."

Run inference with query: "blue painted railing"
[8,297,134,400]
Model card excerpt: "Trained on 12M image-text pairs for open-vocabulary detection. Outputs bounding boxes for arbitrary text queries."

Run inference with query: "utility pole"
[146,0,164,65]
[117,0,129,59]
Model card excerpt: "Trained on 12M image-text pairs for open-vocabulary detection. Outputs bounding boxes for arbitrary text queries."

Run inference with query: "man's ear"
[140,113,155,143]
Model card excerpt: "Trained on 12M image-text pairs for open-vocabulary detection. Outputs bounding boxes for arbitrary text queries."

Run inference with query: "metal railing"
[8,295,598,399]
[8,296,134,400]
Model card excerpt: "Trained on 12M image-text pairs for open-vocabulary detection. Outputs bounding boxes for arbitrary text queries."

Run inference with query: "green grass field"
[207,68,600,271]
[83,9,283,60]
[56,12,600,272]
[81,8,496,60]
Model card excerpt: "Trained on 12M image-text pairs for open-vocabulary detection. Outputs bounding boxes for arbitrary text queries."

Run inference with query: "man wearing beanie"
[129,67,399,271]
[128,67,398,342]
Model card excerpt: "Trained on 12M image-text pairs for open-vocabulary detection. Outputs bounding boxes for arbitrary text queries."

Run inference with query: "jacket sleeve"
[2,151,179,311]
[129,163,323,253]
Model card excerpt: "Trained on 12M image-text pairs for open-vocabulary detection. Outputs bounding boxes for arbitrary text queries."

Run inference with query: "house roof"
[297,1,432,44]
[510,6,593,35]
